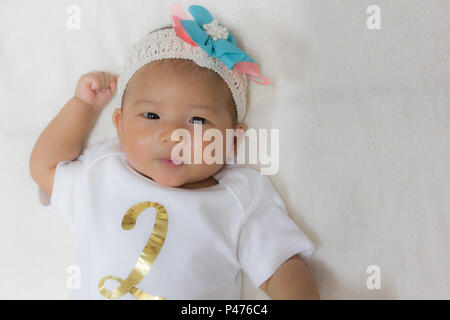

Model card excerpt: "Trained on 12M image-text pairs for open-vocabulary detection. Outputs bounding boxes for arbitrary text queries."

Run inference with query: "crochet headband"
[118,2,270,123]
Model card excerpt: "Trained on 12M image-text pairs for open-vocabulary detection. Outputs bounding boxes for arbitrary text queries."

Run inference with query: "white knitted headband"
[118,3,270,123]
[118,27,247,122]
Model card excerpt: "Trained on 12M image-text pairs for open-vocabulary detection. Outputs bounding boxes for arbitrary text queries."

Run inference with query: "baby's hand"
[74,71,119,112]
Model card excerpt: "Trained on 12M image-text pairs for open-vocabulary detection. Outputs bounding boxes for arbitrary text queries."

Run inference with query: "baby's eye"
[142,112,160,120]
[190,116,207,124]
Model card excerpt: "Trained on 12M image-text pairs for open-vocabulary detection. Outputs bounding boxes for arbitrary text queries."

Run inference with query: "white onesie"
[37,138,315,300]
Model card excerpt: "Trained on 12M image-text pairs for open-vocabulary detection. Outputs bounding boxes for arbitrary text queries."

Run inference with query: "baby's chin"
[149,168,219,189]
[129,158,222,188]
[145,170,187,188]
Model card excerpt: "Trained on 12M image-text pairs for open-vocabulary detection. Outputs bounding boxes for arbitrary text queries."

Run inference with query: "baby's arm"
[259,254,320,300]
[29,71,118,198]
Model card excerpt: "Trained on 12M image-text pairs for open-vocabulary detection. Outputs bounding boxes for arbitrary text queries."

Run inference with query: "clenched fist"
[75,71,119,112]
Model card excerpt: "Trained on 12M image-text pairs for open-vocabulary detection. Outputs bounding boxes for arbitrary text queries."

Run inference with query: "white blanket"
[1,0,448,299]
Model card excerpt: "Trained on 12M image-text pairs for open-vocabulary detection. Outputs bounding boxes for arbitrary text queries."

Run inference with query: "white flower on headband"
[203,19,229,41]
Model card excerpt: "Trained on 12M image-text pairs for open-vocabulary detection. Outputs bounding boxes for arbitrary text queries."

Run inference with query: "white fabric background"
[1,0,448,299]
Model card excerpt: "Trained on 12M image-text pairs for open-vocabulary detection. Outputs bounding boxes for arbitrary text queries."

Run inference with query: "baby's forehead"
[123,60,236,121]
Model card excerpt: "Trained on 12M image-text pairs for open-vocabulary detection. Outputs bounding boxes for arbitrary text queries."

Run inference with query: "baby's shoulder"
[216,164,266,185]
[215,164,275,210]
[79,138,123,168]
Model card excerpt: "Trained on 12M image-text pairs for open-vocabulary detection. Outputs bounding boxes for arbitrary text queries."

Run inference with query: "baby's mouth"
[159,157,184,167]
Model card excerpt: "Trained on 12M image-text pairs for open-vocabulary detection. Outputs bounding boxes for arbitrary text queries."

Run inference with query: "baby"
[29,4,319,300]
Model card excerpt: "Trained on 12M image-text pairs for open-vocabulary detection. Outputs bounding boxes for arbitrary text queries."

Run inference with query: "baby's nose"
[159,122,186,144]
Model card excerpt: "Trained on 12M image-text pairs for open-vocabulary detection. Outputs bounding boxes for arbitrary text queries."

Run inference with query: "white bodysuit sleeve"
[236,169,316,289]
[36,141,105,228]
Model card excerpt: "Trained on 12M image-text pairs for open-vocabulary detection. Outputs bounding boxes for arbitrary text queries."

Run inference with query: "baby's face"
[113,60,246,189]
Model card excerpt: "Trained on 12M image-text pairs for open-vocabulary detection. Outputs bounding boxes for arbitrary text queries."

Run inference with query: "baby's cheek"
[197,138,219,164]
[123,139,149,163]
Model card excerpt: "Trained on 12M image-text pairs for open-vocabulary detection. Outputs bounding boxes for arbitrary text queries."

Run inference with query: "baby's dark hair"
[120,25,238,126]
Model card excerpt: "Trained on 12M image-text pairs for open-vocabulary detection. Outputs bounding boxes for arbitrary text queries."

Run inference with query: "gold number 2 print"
[98,201,169,300]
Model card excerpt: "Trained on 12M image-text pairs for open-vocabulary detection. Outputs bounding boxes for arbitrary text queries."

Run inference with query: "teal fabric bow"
[180,5,255,70]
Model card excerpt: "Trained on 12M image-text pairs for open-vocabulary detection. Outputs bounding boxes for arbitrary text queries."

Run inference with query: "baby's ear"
[234,124,246,145]
[112,108,123,134]
[232,128,243,154]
